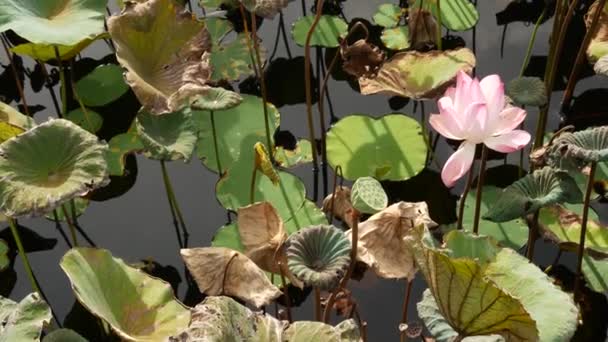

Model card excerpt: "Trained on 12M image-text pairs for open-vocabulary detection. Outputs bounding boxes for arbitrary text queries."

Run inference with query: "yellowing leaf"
[0,122,25,144]
[254,142,280,185]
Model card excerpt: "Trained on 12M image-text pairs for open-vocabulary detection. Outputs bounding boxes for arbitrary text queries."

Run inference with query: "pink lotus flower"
[430,71,531,187]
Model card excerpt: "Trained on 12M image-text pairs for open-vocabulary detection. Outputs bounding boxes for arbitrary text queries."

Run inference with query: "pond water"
[2,0,607,340]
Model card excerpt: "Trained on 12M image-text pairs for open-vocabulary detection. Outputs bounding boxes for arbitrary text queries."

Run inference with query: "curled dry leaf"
[180,247,282,308]
[322,186,355,228]
[408,9,438,48]
[349,202,437,280]
[340,39,385,78]
[237,202,303,287]
[108,0,213,115]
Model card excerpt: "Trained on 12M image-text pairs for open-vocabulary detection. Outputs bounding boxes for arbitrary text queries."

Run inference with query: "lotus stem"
[314,287,322,321]
[400,280,414,342]
[278,261,293,322]
[250,165,257,204]
[472,145,488,234]
[160,161,184,248]
[457,161,475,230]
[209,110,223,175]
[8,218,42,295]
[328,165,344,223]
[304,0,324,202]
[519,8,546,77]
[436,0,442,50]
[534,0,579,149]
[0,35,30,116]
[163,161,189,246]
[574,161,597,300]
[238,5,260,80]
[61,204,79,247]
[52,210,72,248]
[37,61,62,117]
[525,210,540,261]
[53,46,68,118]
[562,0,607,110]
[68,59,95,131]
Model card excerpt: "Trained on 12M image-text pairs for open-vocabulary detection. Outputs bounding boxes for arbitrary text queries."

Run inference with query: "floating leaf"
[75,64,129,107]
[326,114,427,181]
[292,15,348,48]
[350,177,388,214]
[411,0,479,31]
[191,87,243,111]
[286,225,351,290]
[44,197,89,223]
[373,3,403,28]
[65,108,103,133]
[108,0,212,115]
[0,0,106,45]
[195,95,280,174]
[539,205,608,257]
[484,167,582,222]
[181,247,282,307]
[322,186,355,228]
[549,126,608,166]
[254,142,280,185]
[42,329,88,342]
[60,247,190,341]
[136,108,198,161]
[106,130,145,176]
[0,293,51,342]
[210,33,264,82]
[0,119,109,218]
[353,202,436,280]
[242,0,292,18]
[506,77,548,107]
[283,199,328,234]
[0,239,8,271]
[582,253,608,293]
[274,139,313,168]
[585,0,608,63]
[380,26,411,50]
[359,48,476,100]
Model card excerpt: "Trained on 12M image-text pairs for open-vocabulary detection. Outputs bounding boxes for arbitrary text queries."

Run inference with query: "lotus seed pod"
[350,177,388,214]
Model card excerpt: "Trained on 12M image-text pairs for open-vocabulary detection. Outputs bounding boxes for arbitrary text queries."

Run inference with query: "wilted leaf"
[292,15,348,48]
[340,39,385,78]
[322,186,355,228]
[548,126,608,171]
[242,0,292,18]
[210,33,263,82]
[585,0,608,63]
[106,130,145,176]
[0,293,51,342]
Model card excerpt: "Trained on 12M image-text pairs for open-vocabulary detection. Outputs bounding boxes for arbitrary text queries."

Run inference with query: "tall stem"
[314,288,322,321]
[399,280,414,342]
[160,161,189,246]
[8,218,41,294]
[525,211,540,261]
[457,168,475,230]
[436,0,442,50]
[0,36,30,116]
[160,161,184,248]
[278,262,293,322]
[61,204,79,247]
[574,161,597,300]
[54,46,68,118]
[519,8,546,77]
[210,110,223,175]
[250,167,258,204]
[472,145,488,234]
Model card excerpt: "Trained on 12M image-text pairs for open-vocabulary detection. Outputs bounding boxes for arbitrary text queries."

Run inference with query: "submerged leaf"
[181,247,282,307]
[60,248,190,341]
[0,119,109,218]
[359,48,476,100]
[292,15,348,48]
[136,108,198,161]
[506,77,548,107]
[484,167,582,222]
[350,177,388,214]
[0,293,51,342]
[286,225,351,290]
[108,0,212,115]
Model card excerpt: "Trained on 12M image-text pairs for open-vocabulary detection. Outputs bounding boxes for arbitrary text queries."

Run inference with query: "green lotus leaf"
[44,197,89,223]
[136,108,198,161]
[582,253,608,293]
[0,119,109,217]
[205,17,233,44]
[380,26,411,50]
[359,48,476,99]
[373,3,403,28]
[506,77,548,107]
[0,102,35,130]
[549,126,608,167]
[411,0,479,31]
[241,0,292,18]
[286,225,351,290]
[60,247,190,341]
[484,167,582,222]
[283,320,361,341]
[284,199,328,234]
[350,177,388,214]
[291,15,348,48]
[0,293,51,342]
[108,0,213,115]
[210,33,264,82]
[42,329,88,342]
[75,64,129,107]
[539,205,608,257]
[106,129,144,176]
[0,239,7,271]
[326,114,427,181]
[191,87,243,111]
[11,33,109,62]
[274,139,313,168]
[65,108,103,133]
[195,95,280,174]
[459,185,529,249]
[0,0,106,45]
[586,0,608,63]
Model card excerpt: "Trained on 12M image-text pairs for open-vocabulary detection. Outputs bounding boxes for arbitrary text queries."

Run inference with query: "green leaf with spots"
[373,3,403,28]
[75,64,129,107]
[65,108,103,133]
[292,15,348,48]
[326,114,427,181]
[60,247,191,341]
[136,108,198,161]
[0,293,51,342]
[381,26,410,50]
[106,130,145,176]
[210,33,264,82]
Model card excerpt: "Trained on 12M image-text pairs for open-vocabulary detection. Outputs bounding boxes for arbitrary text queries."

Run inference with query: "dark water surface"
[3,0,607,340]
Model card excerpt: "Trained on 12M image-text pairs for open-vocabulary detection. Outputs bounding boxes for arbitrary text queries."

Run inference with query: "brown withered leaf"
[340,39,385,78]
[408,9,438,49]
[180,247,282,307]
[322,186,355,228]
[348,202,437,280]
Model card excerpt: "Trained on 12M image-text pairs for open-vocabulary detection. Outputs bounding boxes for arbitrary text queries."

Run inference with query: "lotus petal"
[0,0,106,45]
[108,0,212,115]
[549,126,608,168]
[350,177,388,214]
[352,202,436,280]
[286,225,351,290]
[291,15,348,48]
[136,108,198,161]
[181,247,282,307]
[322,186,355,228]
[506,77,548,107]
[359,48,476,100]
[0,119,109,218]
[0,293,51,342]
[326,114,427,181]
[484,167,582,222]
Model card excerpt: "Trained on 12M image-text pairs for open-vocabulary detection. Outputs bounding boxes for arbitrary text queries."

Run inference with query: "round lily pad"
[350,177,388,214]
[373,3,403,28]
[136,109,198,161]
[210,33,264,82]
[75,64,129,107]
[291,15,348,48]
[65,108,103,133]
[381,26,411,50]
[411,0,479,31]
[0,0,107,45]
[326,114,427,181]
[286,225,351,290]
[0,119,109,217]
[506,77,548,107]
